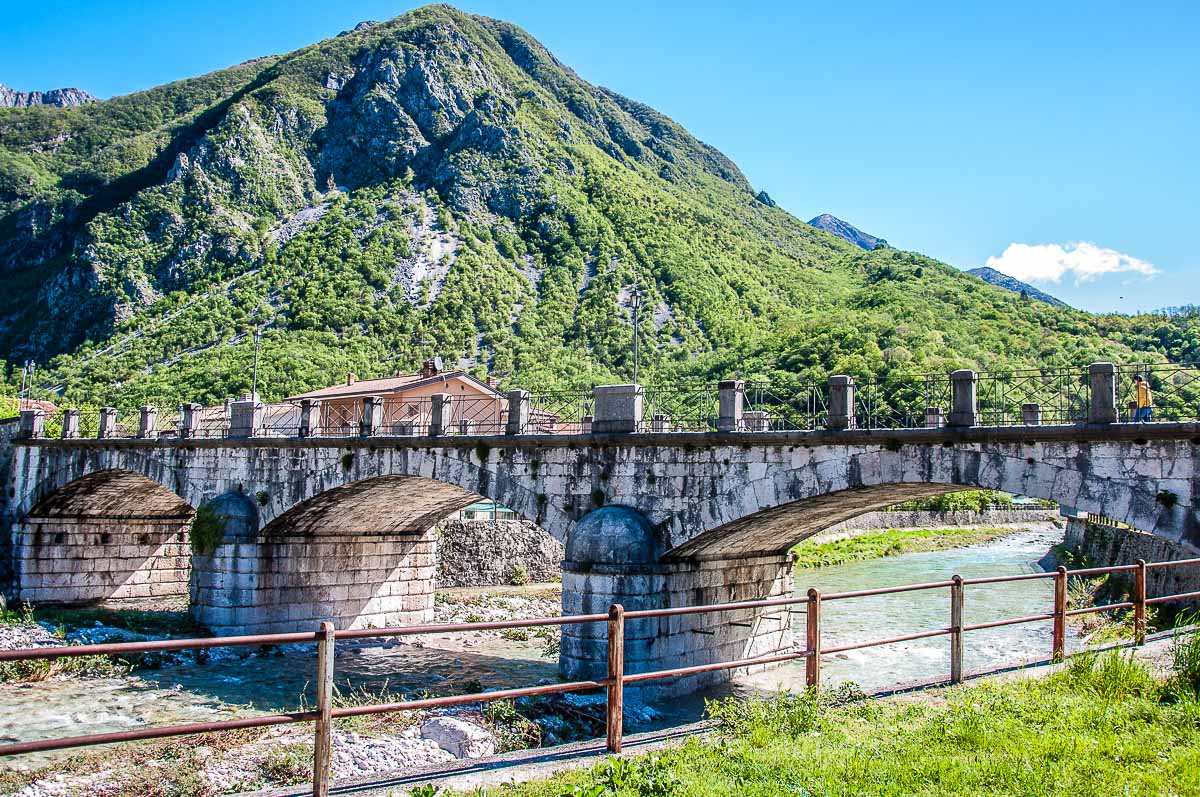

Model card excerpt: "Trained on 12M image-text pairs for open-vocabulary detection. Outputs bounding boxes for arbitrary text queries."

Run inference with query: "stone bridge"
[2,369,1198,694]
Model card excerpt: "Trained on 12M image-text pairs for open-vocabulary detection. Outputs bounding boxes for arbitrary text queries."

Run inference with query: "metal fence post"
[1052,566,1068,661]
[950,575,964,684]
[606,604,625,754]
[806,588,822,688]
[1134,559,1147,646]
[312,621,335,797]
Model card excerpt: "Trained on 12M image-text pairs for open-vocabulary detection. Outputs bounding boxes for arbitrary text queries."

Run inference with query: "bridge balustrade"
[10,362,1199,441]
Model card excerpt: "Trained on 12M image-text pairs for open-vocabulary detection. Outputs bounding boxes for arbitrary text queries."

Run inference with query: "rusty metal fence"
[1,556,1197,795]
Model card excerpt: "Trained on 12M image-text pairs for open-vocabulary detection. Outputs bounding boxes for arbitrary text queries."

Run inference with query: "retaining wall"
[1064,517,1200,612]
[435,519,564,588]
[816,509,1059,540]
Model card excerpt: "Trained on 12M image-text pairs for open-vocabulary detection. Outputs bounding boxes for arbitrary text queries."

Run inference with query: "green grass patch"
[792,527,1019,569]
[475,648,1200,796]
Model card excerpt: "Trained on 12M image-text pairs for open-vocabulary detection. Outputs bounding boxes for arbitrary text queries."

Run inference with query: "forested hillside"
[0,5,1189,407]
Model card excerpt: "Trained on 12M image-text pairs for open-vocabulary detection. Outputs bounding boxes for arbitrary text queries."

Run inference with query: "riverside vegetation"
[459,635,1200,797]
[1,6,1199,408]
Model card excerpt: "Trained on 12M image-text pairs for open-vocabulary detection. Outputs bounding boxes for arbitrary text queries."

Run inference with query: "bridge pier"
[189,493,437,635]
[560,506,794,697]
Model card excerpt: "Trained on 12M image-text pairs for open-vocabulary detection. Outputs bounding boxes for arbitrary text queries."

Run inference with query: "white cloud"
[984,242,1158,285]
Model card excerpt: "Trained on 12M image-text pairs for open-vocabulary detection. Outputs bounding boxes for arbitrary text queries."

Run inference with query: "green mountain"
[0,5,1187,406]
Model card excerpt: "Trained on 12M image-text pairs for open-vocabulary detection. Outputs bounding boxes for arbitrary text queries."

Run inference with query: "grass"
[791,527,1020,569]
[469,645,1200,796]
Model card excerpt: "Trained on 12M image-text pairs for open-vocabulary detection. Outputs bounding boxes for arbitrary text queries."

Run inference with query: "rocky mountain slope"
[967,267,1069,308]
[808,213,888,251]
[0,84,95,108]
[0,5,1165,405]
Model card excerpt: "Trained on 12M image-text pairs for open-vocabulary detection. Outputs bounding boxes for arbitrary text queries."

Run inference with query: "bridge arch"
[14,469,194,605]
[666,443,1185,559]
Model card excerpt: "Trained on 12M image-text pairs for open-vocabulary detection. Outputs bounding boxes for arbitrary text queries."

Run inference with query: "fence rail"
[1,557,1197,793]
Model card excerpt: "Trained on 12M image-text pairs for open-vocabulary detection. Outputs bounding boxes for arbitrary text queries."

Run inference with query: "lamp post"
[250,327,263,401]
[629,285,642,385]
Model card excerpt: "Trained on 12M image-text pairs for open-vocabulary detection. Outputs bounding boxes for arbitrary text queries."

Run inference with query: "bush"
[510,563,530,586]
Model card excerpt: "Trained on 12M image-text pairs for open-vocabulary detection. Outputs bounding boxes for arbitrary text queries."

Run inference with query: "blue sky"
[3,0,1197,313]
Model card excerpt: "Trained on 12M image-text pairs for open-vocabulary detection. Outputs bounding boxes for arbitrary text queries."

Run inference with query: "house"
[285,360,511,435]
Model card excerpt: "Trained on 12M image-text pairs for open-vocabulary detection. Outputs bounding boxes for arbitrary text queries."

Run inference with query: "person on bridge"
[1131,375,1154,422]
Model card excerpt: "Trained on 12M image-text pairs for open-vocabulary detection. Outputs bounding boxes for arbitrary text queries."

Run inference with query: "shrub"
[190,504,226,555]
[510,563,530,586]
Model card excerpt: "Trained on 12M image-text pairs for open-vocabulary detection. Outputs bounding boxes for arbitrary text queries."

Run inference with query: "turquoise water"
[736,524,1070,694]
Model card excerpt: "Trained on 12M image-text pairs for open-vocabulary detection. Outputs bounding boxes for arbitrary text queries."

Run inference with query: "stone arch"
[193,474,492,634]
[666,443,1184,559]
[14,449,192,522]
[250,446,574,544]
[14,469,194,605]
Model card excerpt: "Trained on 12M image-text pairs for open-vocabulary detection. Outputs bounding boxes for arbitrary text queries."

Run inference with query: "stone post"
[360,396,383,437]
[949,370,978,427]
[17,409,44,439]
[1088,362,1117,424]
[924,407,944,428]
[458,419,475,436]
[229,398,263,439]
[505,390,530,435]
[137,405,158,439]
[297,399,320,438]
[592,385,643,434]
[1022,403,1042,426]
[716,379,744,432]
[651,414,671,433]
[827,375,856,430]
[430,393,453,437]
[60,409,80,439]
[98,407,118,439]
[178,403,200,439]
[581,415,593,434]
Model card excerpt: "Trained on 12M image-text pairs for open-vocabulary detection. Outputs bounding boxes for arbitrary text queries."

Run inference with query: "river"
[0,524,1067,770]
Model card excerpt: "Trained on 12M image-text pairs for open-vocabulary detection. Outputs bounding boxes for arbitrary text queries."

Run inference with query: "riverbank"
[791,526,1031,569]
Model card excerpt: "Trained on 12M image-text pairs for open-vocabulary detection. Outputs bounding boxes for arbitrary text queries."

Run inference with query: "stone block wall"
[14,517,190,604]
[435,519,564,588]
[192,530,437,635]
[561,553,795,698]
[1064,517,1200,611]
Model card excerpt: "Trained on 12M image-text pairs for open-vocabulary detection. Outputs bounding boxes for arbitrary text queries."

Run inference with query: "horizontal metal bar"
[0,711,316,757]
[334,613,609,640]
[823,627,953,654]
[1146,589,1200,605]
[963,613,1055,632]
[823,581,956,601]
[0,630,320,662]
[625,595,807,620]
[961,572,1056,586]
[1068,565,1139,577]
[331,679,608,718]
[1065,601,1134,617]
[1145,557,1200,569]
[624,649,812,684]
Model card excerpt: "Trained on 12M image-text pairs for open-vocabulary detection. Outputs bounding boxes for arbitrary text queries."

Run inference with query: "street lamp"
[629,285,642,385]
[250,327,263,401]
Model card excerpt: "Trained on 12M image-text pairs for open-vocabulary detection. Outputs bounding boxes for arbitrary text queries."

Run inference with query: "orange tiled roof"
[284,371,501,402]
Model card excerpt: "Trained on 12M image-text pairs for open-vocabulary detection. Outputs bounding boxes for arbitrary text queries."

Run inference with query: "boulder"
[420,717,496,759]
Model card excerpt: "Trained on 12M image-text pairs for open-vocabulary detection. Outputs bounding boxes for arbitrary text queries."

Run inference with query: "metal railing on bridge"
[9,362,1200,442]
[0,556,1196,795]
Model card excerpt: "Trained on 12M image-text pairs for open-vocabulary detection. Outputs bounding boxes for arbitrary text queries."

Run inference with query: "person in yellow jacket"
[1132,375,1153,422]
